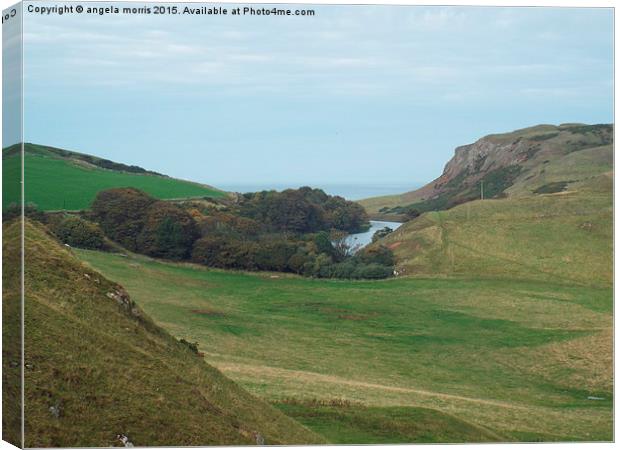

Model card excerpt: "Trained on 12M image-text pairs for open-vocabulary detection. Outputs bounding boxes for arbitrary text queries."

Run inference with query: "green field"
[2,152,225,211]
[273,402,502,443]
[77,240,613,442]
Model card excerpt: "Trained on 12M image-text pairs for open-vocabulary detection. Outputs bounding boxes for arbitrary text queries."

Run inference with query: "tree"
[91,188,156,251]
[330,230,360,261]
[137,202,199,260]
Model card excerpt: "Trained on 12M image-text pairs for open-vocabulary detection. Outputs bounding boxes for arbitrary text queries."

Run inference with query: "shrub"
[254,240,297,272]
[50,215,106,250]
[358,245,395,267]
[353,263,393,279]
[372,227,393,242]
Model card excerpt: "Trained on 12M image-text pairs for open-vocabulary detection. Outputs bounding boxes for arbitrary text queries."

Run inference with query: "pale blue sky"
[10,3,615,186]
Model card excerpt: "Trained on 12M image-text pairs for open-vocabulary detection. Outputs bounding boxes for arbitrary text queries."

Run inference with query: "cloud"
[19,4,613,106]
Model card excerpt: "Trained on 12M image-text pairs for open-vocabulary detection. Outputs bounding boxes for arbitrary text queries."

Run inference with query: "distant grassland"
[2,152,225,210]
[77,245,612,442]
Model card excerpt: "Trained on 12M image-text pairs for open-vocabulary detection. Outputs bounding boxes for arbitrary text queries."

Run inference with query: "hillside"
[78,244,612,442]
[360,124,612,218]
[2,143,226,211]
[379,176,612,285]
[2,219,324,447]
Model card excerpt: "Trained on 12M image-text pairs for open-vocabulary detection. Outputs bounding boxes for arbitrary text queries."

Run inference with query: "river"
[345,220,403,252]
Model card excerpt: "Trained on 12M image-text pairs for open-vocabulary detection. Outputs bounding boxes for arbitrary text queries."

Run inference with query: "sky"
[4,3,614,187]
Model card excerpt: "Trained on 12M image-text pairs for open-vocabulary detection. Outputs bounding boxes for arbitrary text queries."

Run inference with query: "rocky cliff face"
[369,123,613,216]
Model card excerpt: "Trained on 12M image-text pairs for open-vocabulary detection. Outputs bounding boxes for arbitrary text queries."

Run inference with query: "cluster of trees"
[238,187,368,233]
[91,188,199,259]
[3,203,107,251]
[191,230,394,279]
[7,187,396,279]
[78,187,395,279]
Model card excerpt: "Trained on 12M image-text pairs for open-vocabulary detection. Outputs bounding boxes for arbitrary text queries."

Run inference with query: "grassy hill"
[76,242,612,442]
[2,143,226,211]
[360,124,612,218]
[380,175,612,286]
[2,220,324,447]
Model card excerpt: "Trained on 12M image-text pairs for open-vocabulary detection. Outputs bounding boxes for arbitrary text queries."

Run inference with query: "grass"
[5,220,324,447]
[76,229,612,442]
[383,186,612,286]
[2,149,225,210]
[274,401,502,443]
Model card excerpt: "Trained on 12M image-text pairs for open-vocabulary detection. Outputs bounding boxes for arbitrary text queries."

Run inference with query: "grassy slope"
[2,144,225,210]
[77,231,612,442]
[3,220,323,447]
[275,402,501,444]
[382,177,612,286]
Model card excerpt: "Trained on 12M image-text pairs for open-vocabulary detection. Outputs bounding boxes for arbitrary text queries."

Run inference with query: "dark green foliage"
[137,202,199,260]
[534,181,569,194]
[353,263,393,279]
[91,188,198,259]
[3,202,46,223]
[314,232,337,257]
[528,132,559,142]
[478,165,523,199]
[254,240,298,272]
[191,235,258,270]
[389,165,522,217]
[239,187,368,233]
[358,245,396,267]
[372,227,393,242]
[90,187,389,279]
[49,215,106,250]
[240,189,326,233]
[564,124,613,138]
[91,188,156,251]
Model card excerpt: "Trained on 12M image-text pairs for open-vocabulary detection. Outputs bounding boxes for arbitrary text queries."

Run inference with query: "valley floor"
[76,249,612,443]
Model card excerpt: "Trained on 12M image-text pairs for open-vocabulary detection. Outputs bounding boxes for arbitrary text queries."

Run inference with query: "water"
[216,183,420,201]
[345,220,403,252]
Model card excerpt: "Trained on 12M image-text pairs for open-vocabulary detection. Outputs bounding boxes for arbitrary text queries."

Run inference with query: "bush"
[358,245,395,267]
[371,227,393,242]
[353,263,393,279]
[254,240,297,272]
[50,215,106,250]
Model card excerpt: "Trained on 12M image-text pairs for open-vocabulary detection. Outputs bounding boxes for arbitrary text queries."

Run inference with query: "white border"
[0,1,616,450]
